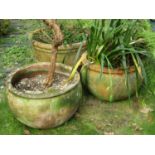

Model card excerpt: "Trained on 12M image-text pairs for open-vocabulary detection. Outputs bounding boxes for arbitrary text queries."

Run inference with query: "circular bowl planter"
[30,29,86,66]
[81,63,142,102]
[6,63,82,129]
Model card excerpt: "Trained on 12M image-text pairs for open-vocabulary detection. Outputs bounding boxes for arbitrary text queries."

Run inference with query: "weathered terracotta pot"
[81,63,142,102]
[6,63,82,129]
[30,29,86,66]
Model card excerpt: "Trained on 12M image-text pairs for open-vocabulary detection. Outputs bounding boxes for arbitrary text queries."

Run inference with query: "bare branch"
[43,19,64,87]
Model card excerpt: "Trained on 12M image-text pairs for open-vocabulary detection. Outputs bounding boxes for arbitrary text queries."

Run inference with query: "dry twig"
[43,19,63,87]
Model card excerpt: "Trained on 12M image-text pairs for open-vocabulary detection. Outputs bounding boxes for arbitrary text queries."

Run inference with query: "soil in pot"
[15,73,67,93]
[13,72,74,95]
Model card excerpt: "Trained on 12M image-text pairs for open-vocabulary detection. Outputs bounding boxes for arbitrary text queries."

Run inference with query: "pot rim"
[29,28,87,52]
[88,63,136,75]
[6,62,80,99]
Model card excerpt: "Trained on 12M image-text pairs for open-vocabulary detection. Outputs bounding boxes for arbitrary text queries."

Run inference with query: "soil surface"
[15,73,68,94]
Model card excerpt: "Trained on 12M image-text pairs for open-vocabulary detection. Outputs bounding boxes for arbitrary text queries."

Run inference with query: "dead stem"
[43,19,63,87]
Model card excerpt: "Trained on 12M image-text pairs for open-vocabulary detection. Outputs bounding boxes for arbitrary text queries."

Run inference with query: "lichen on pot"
[6,63,82,129]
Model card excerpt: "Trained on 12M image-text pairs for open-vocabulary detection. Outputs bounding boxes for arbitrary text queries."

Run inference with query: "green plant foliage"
[1,20,155,134]
[69,20,155,99]
[87,20,155,84]
[32,19,93,45]
[1,45,33,67]
[0,19,11,35]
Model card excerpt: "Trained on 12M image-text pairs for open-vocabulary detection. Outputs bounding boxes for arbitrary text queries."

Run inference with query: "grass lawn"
[0,19,155,135]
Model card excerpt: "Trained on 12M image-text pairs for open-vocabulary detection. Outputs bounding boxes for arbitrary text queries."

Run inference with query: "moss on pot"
[6,63,83,129]
[80,63,142,102]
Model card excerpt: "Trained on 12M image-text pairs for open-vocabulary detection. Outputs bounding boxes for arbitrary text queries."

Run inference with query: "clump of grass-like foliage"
[86,19,155,85]
[69,20,155,98]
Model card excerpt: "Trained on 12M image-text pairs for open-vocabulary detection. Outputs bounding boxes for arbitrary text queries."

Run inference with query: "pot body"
[6,63,82,129]
[31,29,86,66]
[81,64,142,102]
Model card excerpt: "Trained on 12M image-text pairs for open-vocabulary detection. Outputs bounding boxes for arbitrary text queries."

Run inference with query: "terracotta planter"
[6,63,82,129]
[30,29,86,66]
[81,63,142,102]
